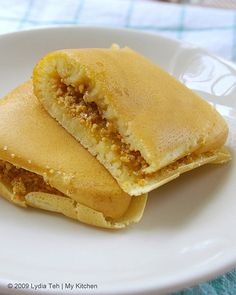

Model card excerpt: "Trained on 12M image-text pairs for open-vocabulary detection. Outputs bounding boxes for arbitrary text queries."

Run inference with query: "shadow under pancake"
[138,160,233,231]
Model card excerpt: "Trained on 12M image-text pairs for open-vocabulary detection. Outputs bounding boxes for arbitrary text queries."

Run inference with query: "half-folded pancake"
[33,46,231,195]
[0,81,147,228]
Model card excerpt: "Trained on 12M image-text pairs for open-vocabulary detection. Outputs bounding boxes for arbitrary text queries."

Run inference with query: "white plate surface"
[0,27,235,295]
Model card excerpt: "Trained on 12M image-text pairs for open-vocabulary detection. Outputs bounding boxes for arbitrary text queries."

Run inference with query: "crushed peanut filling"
[0,160,63,197]
[56,82,149,176]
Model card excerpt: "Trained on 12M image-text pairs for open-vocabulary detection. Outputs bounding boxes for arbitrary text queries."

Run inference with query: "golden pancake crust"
[33,47,230,195]
[0,81,147,228]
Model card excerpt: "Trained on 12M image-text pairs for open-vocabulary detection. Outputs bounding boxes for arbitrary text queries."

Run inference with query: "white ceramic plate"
[0,27,235,295]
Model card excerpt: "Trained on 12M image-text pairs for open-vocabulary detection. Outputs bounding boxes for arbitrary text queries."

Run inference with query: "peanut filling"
[0,160,63,198]
[56,81,149,176]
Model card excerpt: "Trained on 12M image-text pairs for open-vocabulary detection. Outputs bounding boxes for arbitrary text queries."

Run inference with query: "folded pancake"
[0,81,147,228]
[33,46,231,195]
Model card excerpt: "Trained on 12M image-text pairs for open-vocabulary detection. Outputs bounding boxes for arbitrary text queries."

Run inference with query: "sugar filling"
[0,160,63,198]
[55,80,149,177]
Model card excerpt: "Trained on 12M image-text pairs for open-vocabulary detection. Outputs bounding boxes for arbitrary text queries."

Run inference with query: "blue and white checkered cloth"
[1,0,236,61]
[0,0,235,294]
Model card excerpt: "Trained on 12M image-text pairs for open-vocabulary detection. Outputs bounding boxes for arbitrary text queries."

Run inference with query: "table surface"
[160,0,236,9]
[0,0,235,294]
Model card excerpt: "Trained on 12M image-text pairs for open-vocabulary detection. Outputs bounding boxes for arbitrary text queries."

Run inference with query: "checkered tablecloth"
[0,0,235,294]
